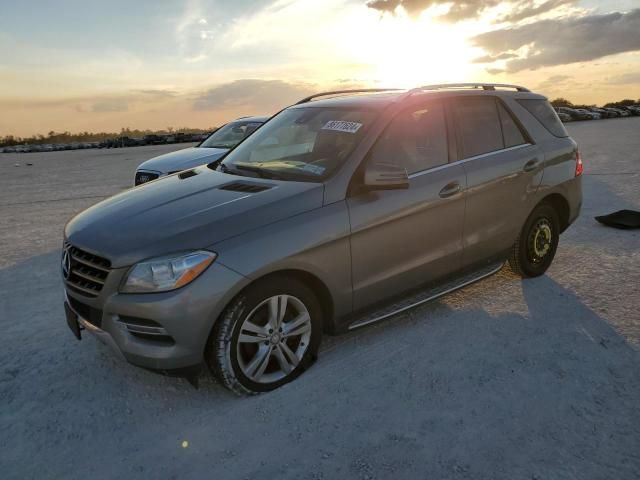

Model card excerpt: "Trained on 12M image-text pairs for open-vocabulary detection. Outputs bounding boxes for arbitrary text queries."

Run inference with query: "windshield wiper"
[202,144,233,149]
[231,163,288,180]
[216,163,240,175]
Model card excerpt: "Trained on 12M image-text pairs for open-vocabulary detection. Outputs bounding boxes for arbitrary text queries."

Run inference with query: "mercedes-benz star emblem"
[61,247,71,280]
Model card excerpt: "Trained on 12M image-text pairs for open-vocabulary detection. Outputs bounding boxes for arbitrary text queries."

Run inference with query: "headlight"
[120,251,217,293]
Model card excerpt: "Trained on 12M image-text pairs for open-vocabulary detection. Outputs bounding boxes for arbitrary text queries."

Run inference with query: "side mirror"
[363,162,409,191]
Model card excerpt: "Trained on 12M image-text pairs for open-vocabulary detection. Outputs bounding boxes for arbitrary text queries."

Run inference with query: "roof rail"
[420,83,530,93]
[295,88,402,105]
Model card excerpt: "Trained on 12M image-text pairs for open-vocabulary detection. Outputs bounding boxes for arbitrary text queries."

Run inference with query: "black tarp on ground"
[595,210,640,229]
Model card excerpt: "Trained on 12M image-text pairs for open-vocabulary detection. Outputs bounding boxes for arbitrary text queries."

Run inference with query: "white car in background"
[134,116,268,185]
[573,108,600,120]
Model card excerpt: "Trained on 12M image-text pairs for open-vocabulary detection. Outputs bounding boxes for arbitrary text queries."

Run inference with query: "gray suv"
[62,84,582,394]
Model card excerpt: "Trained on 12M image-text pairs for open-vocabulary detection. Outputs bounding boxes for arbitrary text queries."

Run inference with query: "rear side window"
[497,101,527,147]
[453,97,503,158]
[369,102,448,174]
[517,99,568,138]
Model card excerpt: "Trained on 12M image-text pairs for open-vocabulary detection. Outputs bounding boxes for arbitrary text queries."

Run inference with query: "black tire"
[207,276,323,395]
[509,203,560,278]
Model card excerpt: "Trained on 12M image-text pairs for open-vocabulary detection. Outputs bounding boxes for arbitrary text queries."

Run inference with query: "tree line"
[0,126,216,147]
[550,98,640,109]
[3,97,639,147]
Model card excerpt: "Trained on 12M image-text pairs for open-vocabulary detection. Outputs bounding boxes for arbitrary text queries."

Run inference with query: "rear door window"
[497,101,527,147]
[453,97,504,158]
[517,99,568,138]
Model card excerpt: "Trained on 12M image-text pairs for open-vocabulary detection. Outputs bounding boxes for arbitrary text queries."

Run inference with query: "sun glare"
[339,8,483,88]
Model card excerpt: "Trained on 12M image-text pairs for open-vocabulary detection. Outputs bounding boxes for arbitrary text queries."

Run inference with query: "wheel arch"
[212,268,336,336]
[260,269,335,333]
[538,193,571,232]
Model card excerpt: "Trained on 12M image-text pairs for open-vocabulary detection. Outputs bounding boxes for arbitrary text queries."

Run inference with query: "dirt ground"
[1,119,639,479]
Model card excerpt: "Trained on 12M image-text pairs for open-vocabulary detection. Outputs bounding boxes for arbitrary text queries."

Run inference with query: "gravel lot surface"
[1,120,639,479]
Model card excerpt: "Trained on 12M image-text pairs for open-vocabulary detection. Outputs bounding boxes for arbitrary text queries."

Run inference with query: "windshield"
[216,107,376,181]
[199,120,264,149]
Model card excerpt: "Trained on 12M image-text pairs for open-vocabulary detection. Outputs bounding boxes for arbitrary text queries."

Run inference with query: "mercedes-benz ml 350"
[62,84,582,394]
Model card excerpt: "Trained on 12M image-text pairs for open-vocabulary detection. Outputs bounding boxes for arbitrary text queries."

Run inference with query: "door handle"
[439,181,461,198]
[523,159,540,172]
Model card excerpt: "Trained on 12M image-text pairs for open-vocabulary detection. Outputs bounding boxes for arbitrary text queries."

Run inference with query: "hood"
[65,166,324,267]
[137,147,228,173]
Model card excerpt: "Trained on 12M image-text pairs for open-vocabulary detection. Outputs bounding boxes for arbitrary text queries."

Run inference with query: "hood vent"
[178,169,198,180]
[219,182,272,193]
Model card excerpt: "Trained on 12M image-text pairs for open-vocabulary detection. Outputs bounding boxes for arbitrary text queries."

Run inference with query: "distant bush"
[0,126,216,147]
[603,99,638,108]
[551,98,640,109]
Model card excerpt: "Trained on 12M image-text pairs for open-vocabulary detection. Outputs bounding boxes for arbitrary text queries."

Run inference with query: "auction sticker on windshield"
[322,120,363,134]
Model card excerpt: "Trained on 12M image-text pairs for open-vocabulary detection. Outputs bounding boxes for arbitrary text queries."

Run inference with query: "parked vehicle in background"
[62,84,582,394]
[589,107,611,118]
[175,132,193,143]
[556,111,572,122]
[602,108,620,118]
[574,108,600,120]
[102,136,144,148]
[133,116,268,185]
[555,107,598,121]
[614,108,631,117]
[191,133,210,142]
[557,107,588,121]
[143,134,166,145]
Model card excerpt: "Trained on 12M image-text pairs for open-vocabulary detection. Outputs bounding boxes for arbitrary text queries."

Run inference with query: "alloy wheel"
[236,295,312,384]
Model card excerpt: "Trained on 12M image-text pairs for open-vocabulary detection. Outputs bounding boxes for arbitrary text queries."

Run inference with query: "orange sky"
[1,0,639,137]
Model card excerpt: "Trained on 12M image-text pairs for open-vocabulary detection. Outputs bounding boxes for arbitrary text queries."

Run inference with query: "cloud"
[606,71,640,85]
[366,0,571,22]
[366,0,499,20]
[133,89,179,98]
[473,52,518,63]
[90,99,128,113]
[498,0,574,23]
[174,0,270,63]
[193,79,314,113]
[536,74,572,90]
[472,9,640,72]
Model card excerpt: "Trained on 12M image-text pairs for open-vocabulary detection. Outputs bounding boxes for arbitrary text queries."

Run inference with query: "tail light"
[575,149,583,177]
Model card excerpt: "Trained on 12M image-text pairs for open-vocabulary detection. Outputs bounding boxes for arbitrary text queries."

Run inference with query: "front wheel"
[509,203,560,278]
[207,277,323,395]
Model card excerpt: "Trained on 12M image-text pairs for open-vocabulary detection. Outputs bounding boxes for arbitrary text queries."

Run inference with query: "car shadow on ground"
[2,248,639,479]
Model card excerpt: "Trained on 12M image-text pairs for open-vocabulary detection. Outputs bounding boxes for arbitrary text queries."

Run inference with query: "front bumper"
[64,262,248,370]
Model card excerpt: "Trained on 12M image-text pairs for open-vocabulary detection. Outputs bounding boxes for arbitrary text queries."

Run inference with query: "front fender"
[211,201,353,320]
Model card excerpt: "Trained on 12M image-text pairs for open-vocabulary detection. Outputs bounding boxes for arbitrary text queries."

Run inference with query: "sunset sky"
[1,0,639,137]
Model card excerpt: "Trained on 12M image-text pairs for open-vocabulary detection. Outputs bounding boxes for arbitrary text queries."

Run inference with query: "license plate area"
[64,301,82,340]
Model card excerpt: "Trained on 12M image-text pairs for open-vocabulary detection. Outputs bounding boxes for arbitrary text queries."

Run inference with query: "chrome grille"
[63,243,111,297]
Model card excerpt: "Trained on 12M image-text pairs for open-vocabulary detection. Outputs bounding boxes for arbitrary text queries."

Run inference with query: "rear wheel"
[207,277,322,395]
[509,203,560,278]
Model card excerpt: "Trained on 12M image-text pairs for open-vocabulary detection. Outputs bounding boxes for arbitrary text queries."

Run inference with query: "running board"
[348,261,505,330]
